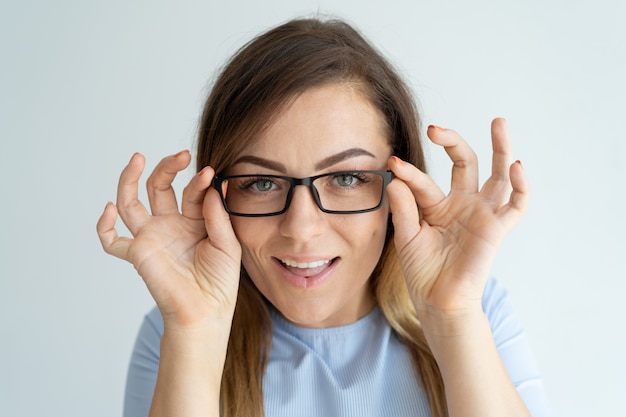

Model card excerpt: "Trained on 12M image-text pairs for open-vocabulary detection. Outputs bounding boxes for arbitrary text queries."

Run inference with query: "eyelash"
[232,171,375,194]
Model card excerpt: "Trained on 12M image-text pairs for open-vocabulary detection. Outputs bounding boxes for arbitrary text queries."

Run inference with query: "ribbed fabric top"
[264,307,430,416]
[123,278,553,417]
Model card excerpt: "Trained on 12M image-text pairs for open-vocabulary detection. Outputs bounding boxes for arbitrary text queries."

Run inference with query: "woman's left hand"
[386,118,529,319]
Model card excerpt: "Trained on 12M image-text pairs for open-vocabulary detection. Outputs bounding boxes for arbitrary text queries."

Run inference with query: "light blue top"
[123,278,552,416]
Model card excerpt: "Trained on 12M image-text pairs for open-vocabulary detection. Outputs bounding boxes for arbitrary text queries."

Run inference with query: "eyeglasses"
[213,170,393,217]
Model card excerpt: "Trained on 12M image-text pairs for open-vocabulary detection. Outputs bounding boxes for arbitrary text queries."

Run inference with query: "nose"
[278,185,326,241]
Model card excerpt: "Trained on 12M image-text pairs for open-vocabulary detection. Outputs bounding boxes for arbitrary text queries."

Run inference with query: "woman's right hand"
[96,151,242,329]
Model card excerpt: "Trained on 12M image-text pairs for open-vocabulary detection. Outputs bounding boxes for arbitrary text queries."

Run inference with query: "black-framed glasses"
[213,170,393,217]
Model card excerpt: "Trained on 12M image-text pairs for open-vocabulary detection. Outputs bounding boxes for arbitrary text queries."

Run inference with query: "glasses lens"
[220,171,387,216]
[313,172,385,212]
[224,175,291,215]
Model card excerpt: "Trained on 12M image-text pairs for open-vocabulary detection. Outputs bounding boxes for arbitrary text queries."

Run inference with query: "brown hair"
[196,17,447,417]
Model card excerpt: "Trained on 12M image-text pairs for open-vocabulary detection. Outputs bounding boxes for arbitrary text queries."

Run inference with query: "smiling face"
[227,83,392,328]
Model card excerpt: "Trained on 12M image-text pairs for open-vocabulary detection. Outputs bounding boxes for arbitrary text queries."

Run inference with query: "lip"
[272,256,339,289]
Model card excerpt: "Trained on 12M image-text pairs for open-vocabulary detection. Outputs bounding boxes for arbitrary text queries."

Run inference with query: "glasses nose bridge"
[287,176,322,210]
[292,176,315,189]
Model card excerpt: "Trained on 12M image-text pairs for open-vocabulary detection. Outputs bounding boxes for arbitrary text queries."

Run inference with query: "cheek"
[366,205,390,236]
[230,217,266,247]
[230,217,277,276]
[231,218,262,262]
[340,210,389,255]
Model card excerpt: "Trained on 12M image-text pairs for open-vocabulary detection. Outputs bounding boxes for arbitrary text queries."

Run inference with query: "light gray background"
[1,0,624,416]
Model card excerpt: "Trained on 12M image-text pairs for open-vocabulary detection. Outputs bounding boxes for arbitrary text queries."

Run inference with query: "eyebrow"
[314,148,376,170]
[231,148,377,173]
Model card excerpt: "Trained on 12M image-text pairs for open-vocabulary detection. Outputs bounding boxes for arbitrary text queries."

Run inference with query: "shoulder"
[481,277,518,335]
[143,305,164,336]
[130,306,163,363]
[482,278,553,416]
[123,306,162,417]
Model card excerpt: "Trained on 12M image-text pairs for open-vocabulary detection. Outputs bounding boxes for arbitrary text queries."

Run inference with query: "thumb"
[386,178,422,249]
[202,185,241,256]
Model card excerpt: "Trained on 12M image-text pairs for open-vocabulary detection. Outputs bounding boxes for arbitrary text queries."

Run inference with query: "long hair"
[196,18,447,417]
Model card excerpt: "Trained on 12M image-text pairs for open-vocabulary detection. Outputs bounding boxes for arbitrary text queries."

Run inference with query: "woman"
[97,18,549,417]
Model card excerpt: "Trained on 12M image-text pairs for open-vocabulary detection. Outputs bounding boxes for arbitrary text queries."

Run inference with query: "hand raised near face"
[96,151,242,329]
[386,118,529,318]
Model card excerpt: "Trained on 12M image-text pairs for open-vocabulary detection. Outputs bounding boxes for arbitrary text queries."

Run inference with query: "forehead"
[233,83,391,170]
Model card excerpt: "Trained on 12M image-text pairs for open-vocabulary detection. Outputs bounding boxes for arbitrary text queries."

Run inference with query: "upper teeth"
[282,259,330,269]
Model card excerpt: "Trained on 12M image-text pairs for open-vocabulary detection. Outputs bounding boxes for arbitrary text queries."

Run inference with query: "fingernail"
[390,156,405,165]
[515,160,523,169]
[174,150,189,158]
[428,124,446,131]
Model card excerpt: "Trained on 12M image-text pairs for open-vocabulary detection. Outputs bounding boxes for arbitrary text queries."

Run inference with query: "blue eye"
[252,179,274,192]
[237,177,279,193]
[335,174,356,187]
[331,172,370,188]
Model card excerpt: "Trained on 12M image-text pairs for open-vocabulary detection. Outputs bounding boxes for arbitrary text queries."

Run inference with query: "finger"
[146,150,191,216]
[480,118,513,205]
[388,156,445,209]
[116,153,150,235]
[96,201,132,261]
[181,166,214,220]
[202,184,240,254]
[386,176,422,249]
[427,125,479,193]
[497,160,530,230]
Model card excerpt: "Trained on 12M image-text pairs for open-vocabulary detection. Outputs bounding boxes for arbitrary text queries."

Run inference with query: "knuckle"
[117,198,141,215]
[145,172,159,189]
[146,173,174,194]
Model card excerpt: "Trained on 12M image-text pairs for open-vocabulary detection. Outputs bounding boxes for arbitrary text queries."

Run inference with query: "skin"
[386,121,530,415]
[226,84,391,328]
[97,82,531,416]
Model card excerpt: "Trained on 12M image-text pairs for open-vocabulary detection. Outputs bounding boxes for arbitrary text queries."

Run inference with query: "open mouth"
[276,257,339,278]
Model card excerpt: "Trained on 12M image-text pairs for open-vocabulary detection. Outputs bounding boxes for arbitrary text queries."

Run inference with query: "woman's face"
[228,83,392,328]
